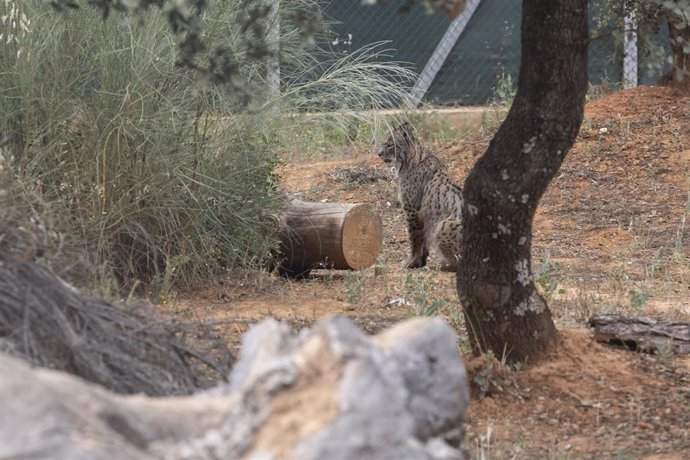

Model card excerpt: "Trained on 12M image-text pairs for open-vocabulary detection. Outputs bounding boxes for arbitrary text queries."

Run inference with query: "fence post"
[267,0,281,110]
[623,8,638,88]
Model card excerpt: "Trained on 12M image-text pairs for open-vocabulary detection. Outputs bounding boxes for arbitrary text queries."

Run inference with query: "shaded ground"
[177,87,690,458]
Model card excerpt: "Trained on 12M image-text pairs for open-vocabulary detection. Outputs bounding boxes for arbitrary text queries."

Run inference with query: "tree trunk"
[456,0,588,364]
[277,201,383,277]
[665,19,690,89]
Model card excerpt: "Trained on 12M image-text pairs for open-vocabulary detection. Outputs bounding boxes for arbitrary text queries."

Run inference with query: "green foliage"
[0,1,281,292]
[654,340,674,361]
[591,0,690,82]
[271,42,416,151]
[404,111,460,143]
[491,72,517,108]
[472,350,505,399]
[362,0,461,16]
[0,0,413,293]
[628,289,649,308]
[535,251,564,299]
[344,270,367,303]
[47,0,324,94]
[404,273,447,317]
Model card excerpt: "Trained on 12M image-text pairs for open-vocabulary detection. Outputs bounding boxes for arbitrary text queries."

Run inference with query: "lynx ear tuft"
[398,122,415,141]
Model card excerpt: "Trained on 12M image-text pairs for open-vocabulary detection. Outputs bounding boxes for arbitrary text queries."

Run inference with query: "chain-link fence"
[322,0,671,107]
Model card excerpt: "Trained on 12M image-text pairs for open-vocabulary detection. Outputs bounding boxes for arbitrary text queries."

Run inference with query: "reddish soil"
[177,86,690,458]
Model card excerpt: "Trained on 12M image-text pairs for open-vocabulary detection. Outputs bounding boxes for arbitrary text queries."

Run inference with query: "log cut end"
[341,204,383,270]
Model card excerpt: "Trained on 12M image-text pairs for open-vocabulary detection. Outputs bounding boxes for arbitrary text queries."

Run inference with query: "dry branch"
[589,314,690,354]
[0,219,231,396]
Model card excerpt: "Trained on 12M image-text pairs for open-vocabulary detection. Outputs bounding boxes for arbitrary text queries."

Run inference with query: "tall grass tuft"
[0,0,414,295]
[273,41,417,148]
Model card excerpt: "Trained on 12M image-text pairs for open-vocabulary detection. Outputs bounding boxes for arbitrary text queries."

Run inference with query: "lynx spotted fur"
[378,123,463,270]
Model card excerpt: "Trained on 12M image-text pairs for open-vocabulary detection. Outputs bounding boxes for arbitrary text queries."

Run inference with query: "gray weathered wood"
[0,317,469,459]
[589,314,690,354]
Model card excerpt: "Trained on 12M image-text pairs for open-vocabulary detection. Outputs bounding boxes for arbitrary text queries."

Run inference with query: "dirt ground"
[177,86,690,458]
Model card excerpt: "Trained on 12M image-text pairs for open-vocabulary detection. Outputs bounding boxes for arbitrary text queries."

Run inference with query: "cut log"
[277,200,383,276]
[589,314,690,354]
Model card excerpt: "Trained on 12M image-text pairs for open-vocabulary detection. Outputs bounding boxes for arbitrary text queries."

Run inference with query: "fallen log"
[276,200,383,276]
[588,314,690,354]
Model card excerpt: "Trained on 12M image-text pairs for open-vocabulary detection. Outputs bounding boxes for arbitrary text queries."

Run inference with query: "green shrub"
[0,0,414,294]
[0,1,279,293]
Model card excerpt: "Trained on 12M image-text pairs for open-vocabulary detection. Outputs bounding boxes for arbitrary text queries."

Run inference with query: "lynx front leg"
[403,210,428,268]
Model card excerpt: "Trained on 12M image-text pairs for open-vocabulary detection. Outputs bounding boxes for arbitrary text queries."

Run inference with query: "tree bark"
[457,0,589,364]
[277,201,383,276]
[665,19,690,90]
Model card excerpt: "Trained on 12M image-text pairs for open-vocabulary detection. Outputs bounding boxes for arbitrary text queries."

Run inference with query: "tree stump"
[277,201,383,277]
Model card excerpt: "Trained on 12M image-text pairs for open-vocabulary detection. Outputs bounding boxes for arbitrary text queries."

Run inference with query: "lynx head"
[377,122,418,172]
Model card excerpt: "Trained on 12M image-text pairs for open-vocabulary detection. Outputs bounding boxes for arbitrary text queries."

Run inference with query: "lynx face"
[377,124,414,172]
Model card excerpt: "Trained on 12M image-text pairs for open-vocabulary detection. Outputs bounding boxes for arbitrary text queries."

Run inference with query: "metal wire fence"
[321,0,670,107]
